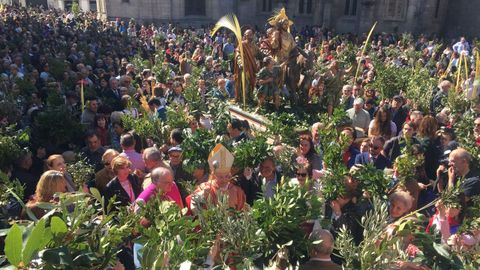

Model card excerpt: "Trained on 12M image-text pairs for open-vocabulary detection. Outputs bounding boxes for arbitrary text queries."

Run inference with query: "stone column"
[96,0,107,20]
[323,1,332,28]
[314,0,324,25]
[57,0,64,10]
[79,0,89,11]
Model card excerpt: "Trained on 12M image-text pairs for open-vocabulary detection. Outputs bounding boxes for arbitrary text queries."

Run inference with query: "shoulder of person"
[105,177,118,188]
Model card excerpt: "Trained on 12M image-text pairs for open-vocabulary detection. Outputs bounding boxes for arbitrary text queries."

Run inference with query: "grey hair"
[143,147,163,162]
[309,229,334,256]
[151,167,173,184]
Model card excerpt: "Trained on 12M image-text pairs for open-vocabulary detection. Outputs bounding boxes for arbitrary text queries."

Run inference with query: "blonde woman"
[25,170,67,219]
[103,156,142,208]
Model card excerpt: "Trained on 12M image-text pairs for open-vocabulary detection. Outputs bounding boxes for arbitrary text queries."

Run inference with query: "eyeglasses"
[296,173,307,177]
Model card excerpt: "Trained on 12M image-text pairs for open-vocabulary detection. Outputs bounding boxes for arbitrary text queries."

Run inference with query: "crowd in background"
[0,4,479,270]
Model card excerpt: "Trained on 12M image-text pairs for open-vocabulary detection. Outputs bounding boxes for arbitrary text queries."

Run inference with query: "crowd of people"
[1,4,480,270]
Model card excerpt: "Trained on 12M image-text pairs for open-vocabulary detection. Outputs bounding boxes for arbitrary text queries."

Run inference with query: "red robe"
[187,180,246,212]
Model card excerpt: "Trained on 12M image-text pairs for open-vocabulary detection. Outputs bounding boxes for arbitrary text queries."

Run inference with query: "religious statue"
[265,8,296,64]
[260,8,309,106]
[234,29,262,103]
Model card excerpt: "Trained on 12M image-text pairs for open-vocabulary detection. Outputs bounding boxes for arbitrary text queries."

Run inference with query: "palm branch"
[211,14,247,108]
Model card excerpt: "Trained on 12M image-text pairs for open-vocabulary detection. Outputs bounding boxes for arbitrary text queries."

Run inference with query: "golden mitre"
[208,144,234,174]
[268,7,294,30]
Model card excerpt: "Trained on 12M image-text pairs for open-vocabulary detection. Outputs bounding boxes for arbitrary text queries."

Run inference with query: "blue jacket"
[354,152,391,170]
[346,145,360,169]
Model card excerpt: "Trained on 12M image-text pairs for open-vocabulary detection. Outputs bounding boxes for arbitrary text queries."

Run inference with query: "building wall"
[44,0,472,38]
[329,0,449,35]
[444,0,480,38]
[103,0,232,26]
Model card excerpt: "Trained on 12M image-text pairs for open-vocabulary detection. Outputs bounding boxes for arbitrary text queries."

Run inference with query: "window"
[384,0,407,20]
[306,0,312,14]
[90,0,97,10]
[185,0,206,16]
[261,0,273,13]
[434,0,441,18]
[344,0,357,16]
[299,0,313,14]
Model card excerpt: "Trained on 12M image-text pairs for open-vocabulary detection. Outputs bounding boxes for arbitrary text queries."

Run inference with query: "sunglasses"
[296,173,307,177]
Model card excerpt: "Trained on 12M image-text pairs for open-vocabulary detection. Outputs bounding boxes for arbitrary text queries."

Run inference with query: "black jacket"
[384,136,420,163]
[238,169,282,205]
[11,167,37,201]
[391,106,408,136]
[104,174,142,209]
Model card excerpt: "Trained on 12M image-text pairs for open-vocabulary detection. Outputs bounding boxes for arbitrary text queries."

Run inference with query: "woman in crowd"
[368,106,397,140]
[295,134,322,171]
[103,156,142,208]
[25,170,67,219]
[417,116,442,181]
[388,190,414,223]
[291,161,312,188]
[427,199,465,244]
[94,114,111,146]
[45,154,76,192]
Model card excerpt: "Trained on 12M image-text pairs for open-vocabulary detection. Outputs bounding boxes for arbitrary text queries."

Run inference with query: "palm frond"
[210,13,247,107]
[211,14,241,43]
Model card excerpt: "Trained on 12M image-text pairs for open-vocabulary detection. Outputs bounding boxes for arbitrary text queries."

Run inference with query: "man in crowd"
[340,85,354,111]
[81,131,106,172]
[299,229,341,270]
[383,122,419,163]
[355,136,391,170]
[257,157,281,199]
[141,147,183,207]
[390,95,408,136]
[118,133,145,172]
[437,148,479,202]
[80,98,99,126]
[346,98,371,134]
[311,122,324,148]
[228,118,248,142]
[167,146,192,202]
[431,80,451,114]
[189,144,246,212]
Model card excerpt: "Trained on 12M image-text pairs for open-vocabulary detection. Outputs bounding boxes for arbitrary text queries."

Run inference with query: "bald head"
[244,29,254,41]
[450,148,472,164]
[151,167,173,184]
[449,148,472,177]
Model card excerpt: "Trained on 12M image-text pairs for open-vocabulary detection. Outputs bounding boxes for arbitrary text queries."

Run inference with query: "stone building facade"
[96,0,452,35]
[16,0,480,37]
